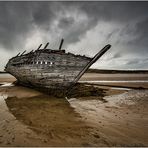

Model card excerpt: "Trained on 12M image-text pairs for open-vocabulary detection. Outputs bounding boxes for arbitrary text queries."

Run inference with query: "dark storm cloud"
[0,2,32,49]
[74,1,148,54]
[0,1,148,49]
[0,1,58,50]
[58,17,74,29]
[0,1,148,70]
[126,18,148,47]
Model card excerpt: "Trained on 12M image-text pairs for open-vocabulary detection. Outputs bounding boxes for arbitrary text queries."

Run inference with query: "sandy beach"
[0,73,148,146]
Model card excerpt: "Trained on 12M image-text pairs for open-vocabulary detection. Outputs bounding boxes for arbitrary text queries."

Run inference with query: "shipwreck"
[5,39,111,93]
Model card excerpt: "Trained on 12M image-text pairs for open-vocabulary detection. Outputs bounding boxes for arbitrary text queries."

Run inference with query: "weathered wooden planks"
[5,44,111,90]
[6,50,91,89]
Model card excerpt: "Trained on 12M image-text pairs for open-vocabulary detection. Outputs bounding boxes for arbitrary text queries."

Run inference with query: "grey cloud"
[126,59,140,65]
[0,1,148,49]
[112,53,122,59]
[77,2,148,22]
[0,1,148,70]
[31,2,58,29]
[130,18,148,47]
[0,2,59,50]
[58,17,74,29]
[0,2,32,49]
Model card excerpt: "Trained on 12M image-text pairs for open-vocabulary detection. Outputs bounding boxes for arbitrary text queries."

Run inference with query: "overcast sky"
[0,1,148,70]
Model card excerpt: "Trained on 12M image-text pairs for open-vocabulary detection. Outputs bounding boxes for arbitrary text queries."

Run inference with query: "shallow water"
[0,81,148,146]
[110,87,130,90]
[80,80,148,83]
[0,84,107,146]
[0,83,14,87]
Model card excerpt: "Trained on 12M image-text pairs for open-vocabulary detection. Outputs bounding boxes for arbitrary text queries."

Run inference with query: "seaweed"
[66,83,105,98]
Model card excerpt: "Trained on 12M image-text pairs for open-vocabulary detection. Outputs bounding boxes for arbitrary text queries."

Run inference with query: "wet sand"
[0,73,148,146]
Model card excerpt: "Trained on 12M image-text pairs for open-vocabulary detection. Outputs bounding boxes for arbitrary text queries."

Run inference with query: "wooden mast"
[59,39,64,50]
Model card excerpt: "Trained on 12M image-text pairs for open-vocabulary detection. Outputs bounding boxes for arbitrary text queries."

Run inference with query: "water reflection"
[0,83,14,87]
[5,94,84,134]
[4,92,98,146]
[0,84,108,146]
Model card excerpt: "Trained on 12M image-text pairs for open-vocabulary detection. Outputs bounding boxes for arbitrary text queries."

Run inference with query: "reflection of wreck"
[5,39,111,90]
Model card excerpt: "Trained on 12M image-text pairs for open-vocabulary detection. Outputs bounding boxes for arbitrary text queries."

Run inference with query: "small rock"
[12,135,15,141]
[7,141,11,145]
[42,139,48,143]
[93,134,100,139]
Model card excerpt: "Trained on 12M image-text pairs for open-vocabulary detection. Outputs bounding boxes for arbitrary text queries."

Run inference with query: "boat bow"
[73,44,111,83]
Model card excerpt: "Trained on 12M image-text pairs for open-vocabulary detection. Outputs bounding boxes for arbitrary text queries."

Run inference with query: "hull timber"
[5,42,111,90]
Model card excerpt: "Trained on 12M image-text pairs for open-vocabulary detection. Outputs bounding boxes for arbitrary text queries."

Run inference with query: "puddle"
[0,85,106,146]
[0,82,148,146]
[110,87,131,91]
[0,82,14,87]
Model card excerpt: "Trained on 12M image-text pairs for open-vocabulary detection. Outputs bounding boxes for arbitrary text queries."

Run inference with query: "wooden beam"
[59,39,64,50]
[37,44,42,50]
[44,42,49,49]
[73,44,111,83]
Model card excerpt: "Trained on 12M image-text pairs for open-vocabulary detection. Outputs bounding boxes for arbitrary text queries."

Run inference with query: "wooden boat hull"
[5,45,111,90]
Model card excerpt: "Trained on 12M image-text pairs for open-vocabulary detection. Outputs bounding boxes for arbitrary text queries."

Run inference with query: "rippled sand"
[0,73,148,146]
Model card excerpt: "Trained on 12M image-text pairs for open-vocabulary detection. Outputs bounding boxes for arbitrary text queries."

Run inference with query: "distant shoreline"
[87,69,148,74]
